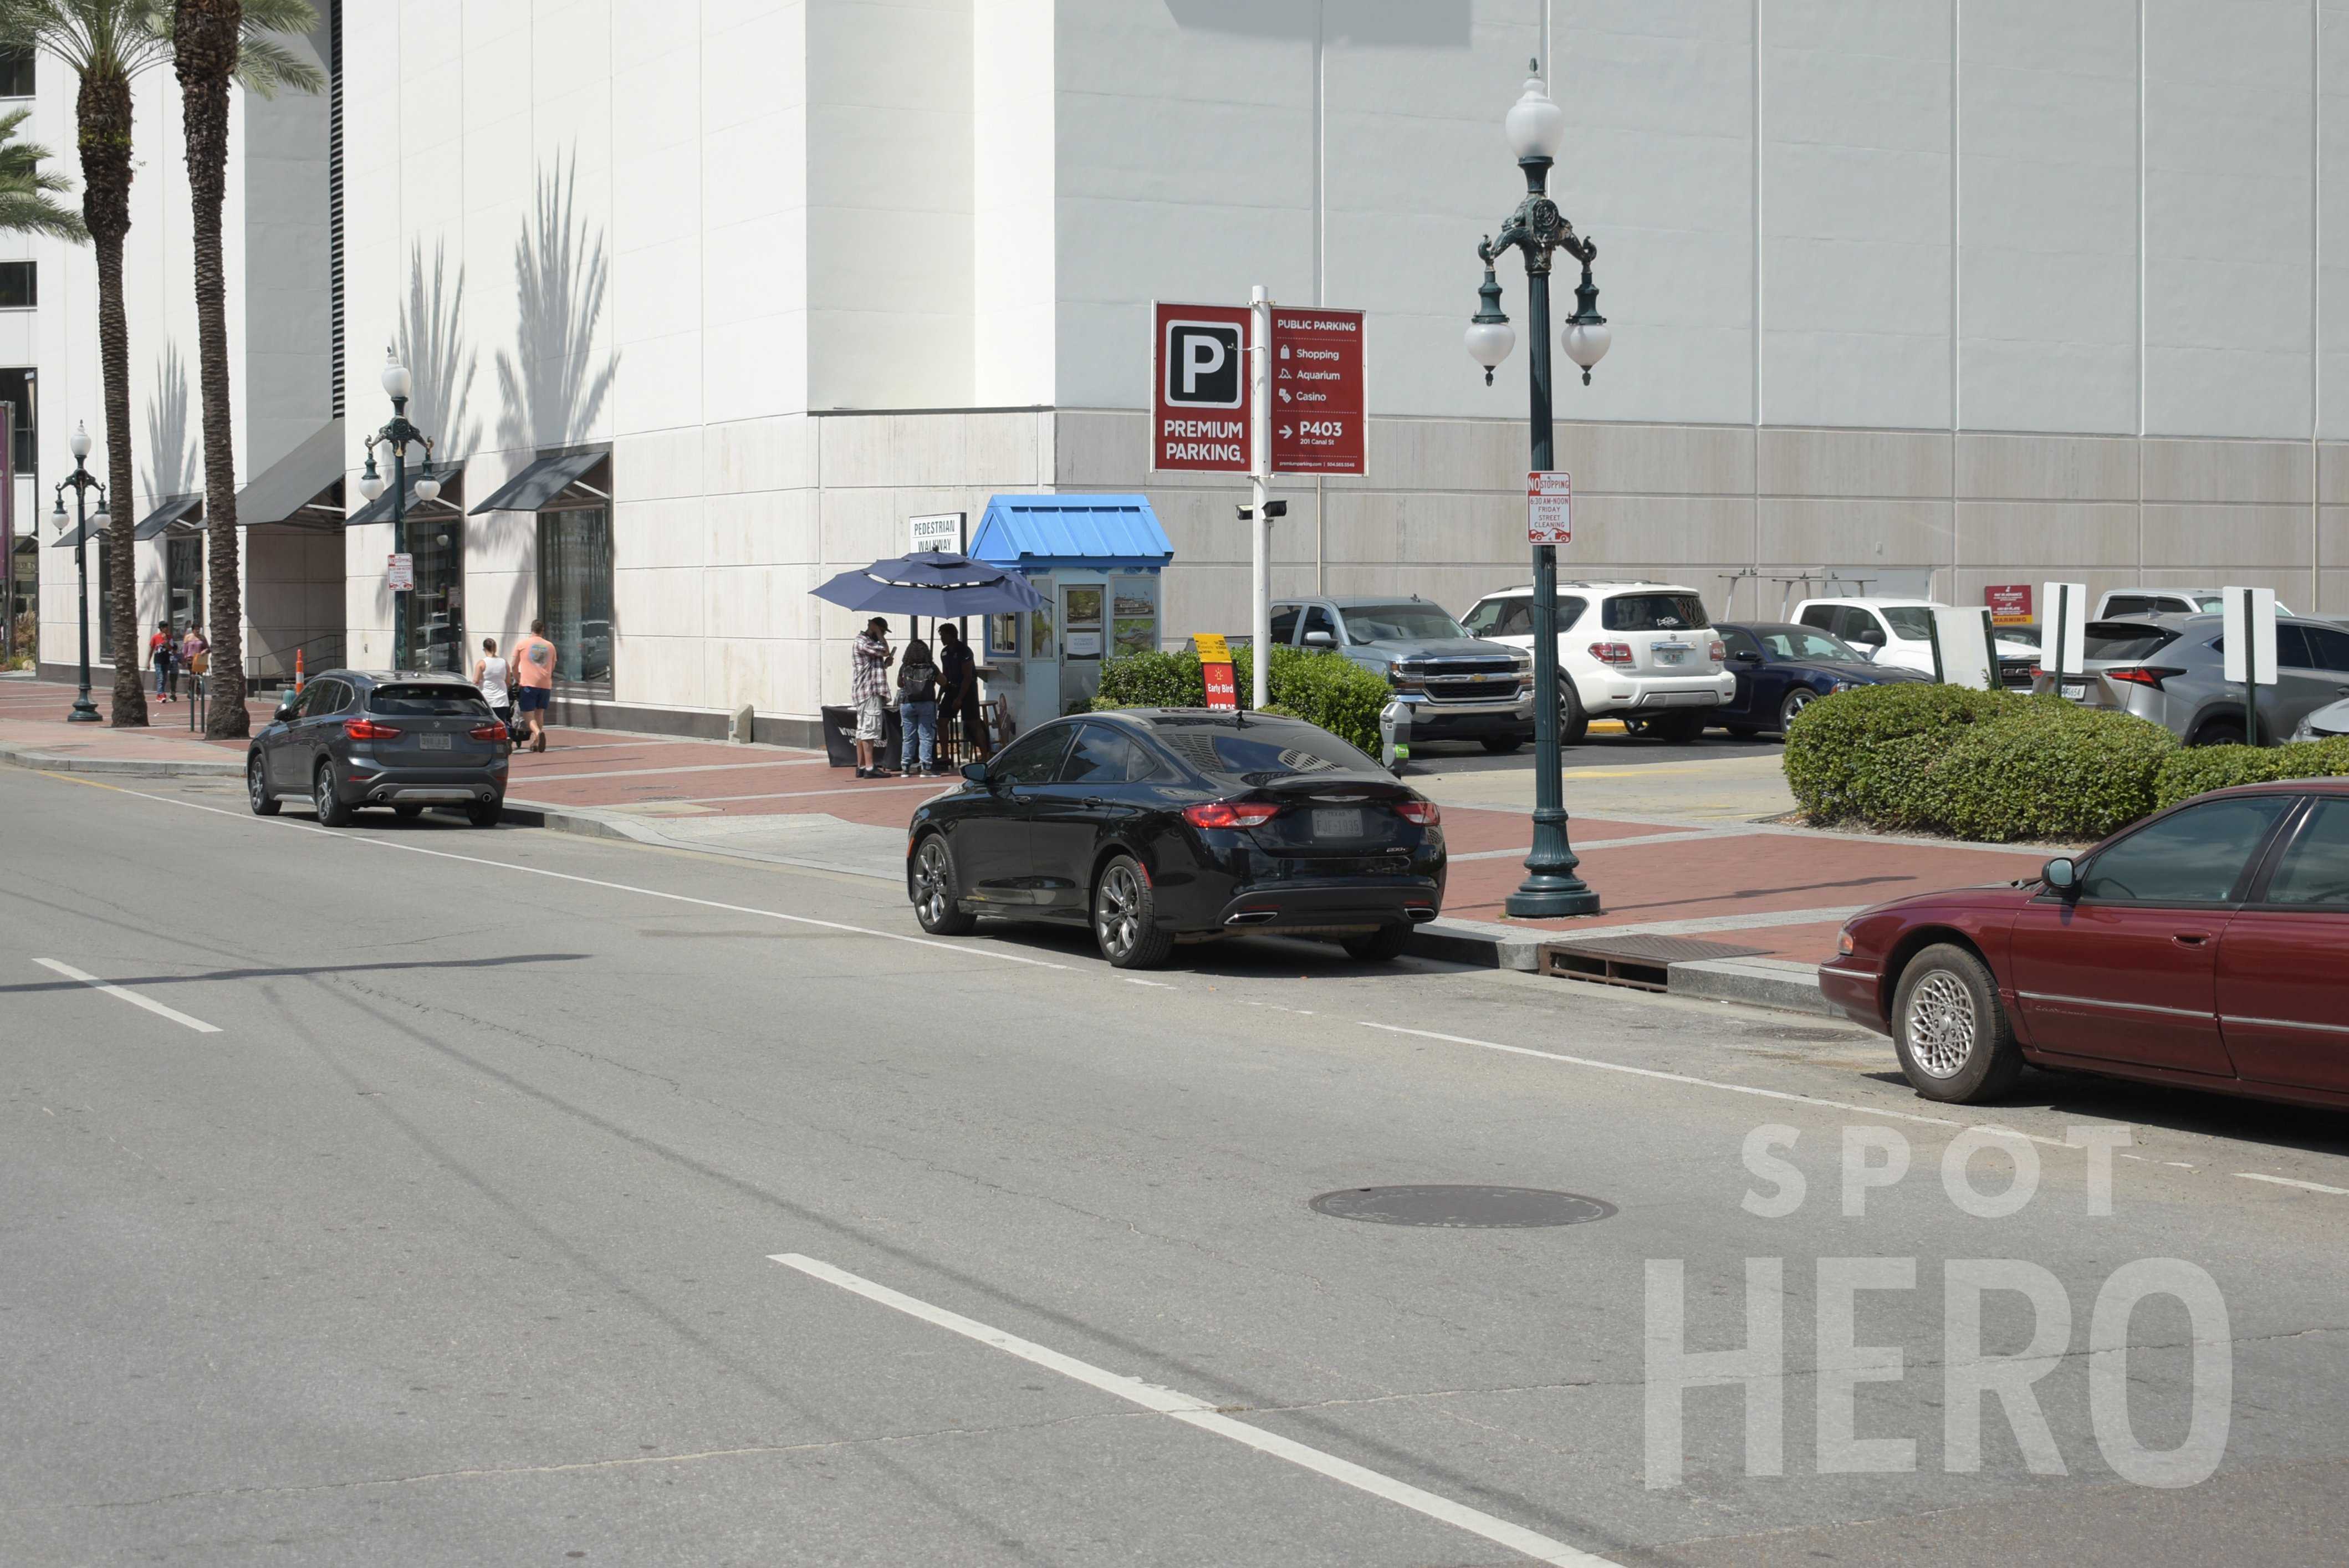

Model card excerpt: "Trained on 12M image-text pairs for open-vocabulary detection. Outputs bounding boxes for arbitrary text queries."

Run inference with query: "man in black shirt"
[936,622,992,761]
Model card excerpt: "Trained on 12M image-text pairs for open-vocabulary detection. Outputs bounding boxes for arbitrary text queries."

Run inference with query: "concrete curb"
[1665,956,1837,1017]
[0,739,242,778]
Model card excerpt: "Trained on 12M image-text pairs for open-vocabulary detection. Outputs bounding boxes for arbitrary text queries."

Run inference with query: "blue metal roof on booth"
[971,493,1172,571]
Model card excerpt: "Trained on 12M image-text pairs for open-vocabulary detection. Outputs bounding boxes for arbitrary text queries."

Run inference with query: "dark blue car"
[1712,622,1928,736]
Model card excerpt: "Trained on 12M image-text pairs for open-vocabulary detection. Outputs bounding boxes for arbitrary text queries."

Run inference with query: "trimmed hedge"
[1092,645,1391,753]
[1784,684,2176,842]
[2153,736,2349,809]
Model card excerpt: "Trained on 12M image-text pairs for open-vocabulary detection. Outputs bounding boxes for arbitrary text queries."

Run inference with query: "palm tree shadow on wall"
[141,345,196,504]
[495,154,619,453]
[398,239,482,463]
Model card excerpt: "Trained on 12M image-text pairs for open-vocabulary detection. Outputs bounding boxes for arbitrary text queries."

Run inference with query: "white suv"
[1461,581,1732,743]
[1793,596,2041,680]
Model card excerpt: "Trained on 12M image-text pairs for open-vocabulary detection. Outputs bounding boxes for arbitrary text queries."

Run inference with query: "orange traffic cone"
[294,647,305,694]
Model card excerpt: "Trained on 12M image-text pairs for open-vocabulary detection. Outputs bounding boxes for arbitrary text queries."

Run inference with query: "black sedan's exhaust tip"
[1224,909,1280,926]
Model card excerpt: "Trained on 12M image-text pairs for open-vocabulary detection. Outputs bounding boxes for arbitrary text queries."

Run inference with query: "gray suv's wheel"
[247,754,280,815]
[314,762,354,827]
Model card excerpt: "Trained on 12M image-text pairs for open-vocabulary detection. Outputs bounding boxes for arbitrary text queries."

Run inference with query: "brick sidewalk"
[0,676,2050,969]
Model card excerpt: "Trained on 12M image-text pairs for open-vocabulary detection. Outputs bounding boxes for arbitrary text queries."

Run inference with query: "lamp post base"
[67,700,101,723]
[1505,879,1602,920]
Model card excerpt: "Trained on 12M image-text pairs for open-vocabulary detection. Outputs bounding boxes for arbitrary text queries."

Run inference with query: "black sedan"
[1712,622,1927,735]
[248,670,509,827]
[906,709,1446,969]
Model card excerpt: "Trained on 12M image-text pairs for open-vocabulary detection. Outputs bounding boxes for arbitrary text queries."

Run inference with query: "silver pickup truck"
[1268,595,1535,753]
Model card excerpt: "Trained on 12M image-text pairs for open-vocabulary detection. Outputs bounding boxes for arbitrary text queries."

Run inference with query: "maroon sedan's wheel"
[1891,943,2023,1104]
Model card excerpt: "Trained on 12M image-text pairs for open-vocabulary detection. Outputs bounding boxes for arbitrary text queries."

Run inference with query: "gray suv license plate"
[420,733,452,750]
[1312,807,1365,840]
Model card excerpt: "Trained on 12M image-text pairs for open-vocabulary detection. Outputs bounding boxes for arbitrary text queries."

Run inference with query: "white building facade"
[26,2,2349,738]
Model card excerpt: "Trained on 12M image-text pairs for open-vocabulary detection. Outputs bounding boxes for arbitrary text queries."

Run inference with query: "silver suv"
[1267,595,1534,752]
[2067,614,2349,745]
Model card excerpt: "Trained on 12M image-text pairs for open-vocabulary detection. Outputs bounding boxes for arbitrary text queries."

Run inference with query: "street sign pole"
[1249,285,1272,712]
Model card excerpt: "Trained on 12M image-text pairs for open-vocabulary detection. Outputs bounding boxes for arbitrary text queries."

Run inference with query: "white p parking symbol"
[1164,320,1243,408]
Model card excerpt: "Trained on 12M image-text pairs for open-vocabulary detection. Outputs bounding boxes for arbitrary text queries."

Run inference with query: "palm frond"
[0,0,174,80]
[0,188,88,241]
[230,30,321,97]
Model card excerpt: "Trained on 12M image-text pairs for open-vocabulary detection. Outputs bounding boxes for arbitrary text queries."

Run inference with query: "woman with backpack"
[896,635,941,775]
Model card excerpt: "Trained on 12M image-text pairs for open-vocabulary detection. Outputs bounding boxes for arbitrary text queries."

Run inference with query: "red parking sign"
[1151,302,1253,473]
[1270,307,1365,477]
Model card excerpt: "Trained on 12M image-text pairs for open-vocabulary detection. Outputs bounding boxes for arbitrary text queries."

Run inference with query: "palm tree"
[0,105,87,240]
[0,104,80,670]
[175,0,318,738]
[0,1,316,729]
[0,1,166,724]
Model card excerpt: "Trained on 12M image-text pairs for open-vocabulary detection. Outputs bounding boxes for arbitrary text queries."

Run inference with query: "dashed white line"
[768,1253,1617,1567]
[34,958,222,1034]
[2235,1172,2349,1196]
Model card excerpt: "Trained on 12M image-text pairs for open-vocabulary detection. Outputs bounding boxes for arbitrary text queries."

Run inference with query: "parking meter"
[1380,699,1413,772]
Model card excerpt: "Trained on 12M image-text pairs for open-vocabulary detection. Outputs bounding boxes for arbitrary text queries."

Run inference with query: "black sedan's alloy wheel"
[1093,855,1173,969]
[247,755,280,816]
[911,835,977,935]
[1779,686,1817,732]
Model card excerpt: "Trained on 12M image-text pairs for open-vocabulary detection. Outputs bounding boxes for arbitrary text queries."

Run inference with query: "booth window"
[538,503,612,693]
[0,263,33,310]
[0,49,30,98]
[986,613,1021,663]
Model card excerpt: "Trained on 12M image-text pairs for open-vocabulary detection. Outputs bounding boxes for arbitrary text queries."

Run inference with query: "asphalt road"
[6,765,2349,1566]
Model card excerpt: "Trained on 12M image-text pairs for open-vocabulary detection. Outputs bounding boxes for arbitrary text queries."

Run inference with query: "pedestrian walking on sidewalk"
[149,622,177,702]
[936,622,991,762]
[852,616,895,779]
[511,619,558,753]
[473,637,513,736]
[897,635,939,775]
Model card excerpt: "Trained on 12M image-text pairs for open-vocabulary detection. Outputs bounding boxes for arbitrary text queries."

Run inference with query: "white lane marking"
[768,1253,1616,1567]
[517,757,833,783]
[1446,827,1755,861]
[1122,977,1175,989]
[1359,1022,2098,1150]
[80,784,1070,971]
[34,957,222,1034]
[2235,1172,2349,1196]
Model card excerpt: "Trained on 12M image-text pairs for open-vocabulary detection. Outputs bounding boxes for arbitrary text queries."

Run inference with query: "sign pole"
[2241,587,2257,747]
[1249,285,1272,712]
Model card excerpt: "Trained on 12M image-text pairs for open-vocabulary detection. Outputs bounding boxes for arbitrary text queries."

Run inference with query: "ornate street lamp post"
[51,421,108,723]
[356,349,441,672]
[1465,64,1612,919]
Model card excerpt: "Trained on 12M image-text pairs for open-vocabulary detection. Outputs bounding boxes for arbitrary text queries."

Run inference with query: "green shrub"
[1784,683,2176,842]
[2153,736,2349,809]
[1094,643,1391,753]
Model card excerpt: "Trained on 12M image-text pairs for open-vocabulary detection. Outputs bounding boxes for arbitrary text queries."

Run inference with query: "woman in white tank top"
[473,637,513,734]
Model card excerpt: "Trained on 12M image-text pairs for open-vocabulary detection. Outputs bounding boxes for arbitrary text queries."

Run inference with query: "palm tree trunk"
[77,68,144,728]
[181,0,247,739]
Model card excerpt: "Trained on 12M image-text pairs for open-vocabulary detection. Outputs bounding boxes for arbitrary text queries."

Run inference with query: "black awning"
[468,448,606,514]
[346,468,463,528]
[50,516,106,548]
[236,417,345,529]
[132,494,203,541]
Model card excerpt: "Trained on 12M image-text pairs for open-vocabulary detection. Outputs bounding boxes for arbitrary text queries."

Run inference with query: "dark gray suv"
[247,670,509,826]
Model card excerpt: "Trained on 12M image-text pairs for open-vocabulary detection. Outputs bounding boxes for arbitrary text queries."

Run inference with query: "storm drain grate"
[1309,1186,1616,1229]
[1538,934,1770,993]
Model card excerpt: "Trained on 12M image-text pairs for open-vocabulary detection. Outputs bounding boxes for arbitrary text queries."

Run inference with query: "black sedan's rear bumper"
[1211,877,1443,935]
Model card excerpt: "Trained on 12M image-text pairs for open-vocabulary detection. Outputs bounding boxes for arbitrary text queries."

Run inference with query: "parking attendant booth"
[969,494,1172,738]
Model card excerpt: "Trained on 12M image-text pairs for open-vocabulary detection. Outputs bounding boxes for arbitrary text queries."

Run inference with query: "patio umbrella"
[812,551,1045,621]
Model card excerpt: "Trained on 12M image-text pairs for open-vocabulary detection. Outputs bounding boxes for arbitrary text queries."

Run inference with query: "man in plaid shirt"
[851,616,895,778]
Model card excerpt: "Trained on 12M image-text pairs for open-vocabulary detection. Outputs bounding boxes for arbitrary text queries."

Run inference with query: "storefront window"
[167,536,201,631]
[0,367,35,473]
[409,516,464,673]
[538,504,612,690]
[96,547,112,662]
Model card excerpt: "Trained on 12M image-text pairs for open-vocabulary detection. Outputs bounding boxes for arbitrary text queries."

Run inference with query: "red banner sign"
[1151,301,1253,473]
[1986,584,2033,626]
[1270,307,1365,476]
[1203,661,1238,711]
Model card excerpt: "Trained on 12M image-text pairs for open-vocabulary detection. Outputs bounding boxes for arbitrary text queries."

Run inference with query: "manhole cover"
[1309,1186,1615,1229]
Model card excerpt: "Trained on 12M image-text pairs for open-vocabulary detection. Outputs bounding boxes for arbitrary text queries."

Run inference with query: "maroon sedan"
[1821,781,2349,1106]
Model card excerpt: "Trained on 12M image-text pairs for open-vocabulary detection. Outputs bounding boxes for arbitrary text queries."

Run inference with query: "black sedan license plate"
[420,733,452,750]
[1311,807,1365,839]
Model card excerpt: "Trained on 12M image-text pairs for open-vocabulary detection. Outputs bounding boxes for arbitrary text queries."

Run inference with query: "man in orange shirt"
[510,618,558,752]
